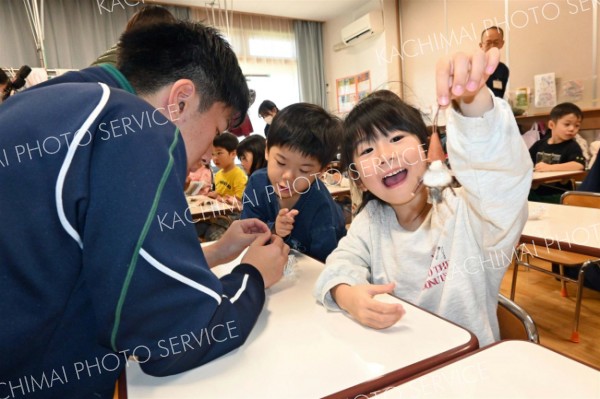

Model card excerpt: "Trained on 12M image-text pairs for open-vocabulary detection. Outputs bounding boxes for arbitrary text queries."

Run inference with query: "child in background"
[197,133,247,241]
[241,103,346,262]
[529,102,586,203]
[237,135,267,175]
[258,100,278,137]
[314,48,532,347]
[186,157,212,196]
[207,132,247,204]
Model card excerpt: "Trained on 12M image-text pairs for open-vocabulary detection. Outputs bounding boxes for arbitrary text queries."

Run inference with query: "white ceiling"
[153,0,366,21]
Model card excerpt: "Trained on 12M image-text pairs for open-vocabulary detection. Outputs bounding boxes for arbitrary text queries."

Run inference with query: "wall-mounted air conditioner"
[341,11,383,46]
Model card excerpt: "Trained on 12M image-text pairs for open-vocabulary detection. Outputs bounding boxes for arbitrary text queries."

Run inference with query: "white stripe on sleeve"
[140,248,222,304]
[55,82,111,249]
[229,274,249,303]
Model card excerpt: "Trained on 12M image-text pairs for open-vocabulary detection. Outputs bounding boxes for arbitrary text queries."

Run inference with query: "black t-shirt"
[529,136,585,195]
[486,61,509,98]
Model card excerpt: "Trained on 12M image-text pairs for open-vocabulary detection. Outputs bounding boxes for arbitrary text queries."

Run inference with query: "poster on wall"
[561,80,583,102]
[336,71,371,113]
[534,72,557,108]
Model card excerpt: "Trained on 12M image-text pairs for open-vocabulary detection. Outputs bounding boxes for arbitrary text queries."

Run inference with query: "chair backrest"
[497,294,540,343]
[561,191,600,209]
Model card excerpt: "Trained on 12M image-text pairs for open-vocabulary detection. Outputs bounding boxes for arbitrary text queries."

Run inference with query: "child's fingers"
[466,49,488,93]
[286,209,299,221]
[368,300,405,316]
[278,208,289,217]
[363,302,405,329]
[366,282,396,296]
[449,52,470,97]
[435,55,453,106]
[280,218,293,227]
[484,47,501,76]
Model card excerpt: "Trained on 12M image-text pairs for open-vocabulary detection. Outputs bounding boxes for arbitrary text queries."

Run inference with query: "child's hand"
[218,195,233,204]
[436,47,500,116]
[206,191,218,199]
[331,283,405,329]
[534,162,553,172]
[275,208,299,238]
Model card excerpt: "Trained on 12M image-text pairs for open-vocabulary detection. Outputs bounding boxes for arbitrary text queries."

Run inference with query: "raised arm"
[435,48,533,253]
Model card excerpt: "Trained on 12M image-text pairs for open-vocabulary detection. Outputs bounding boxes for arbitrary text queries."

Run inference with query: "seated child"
[186,157,212,196]
[237,134,267,176]
[314,48,532,347]
[197,132,247,241]
[529,102,586,203]
[241,103,346,262]
[207,132,247,204]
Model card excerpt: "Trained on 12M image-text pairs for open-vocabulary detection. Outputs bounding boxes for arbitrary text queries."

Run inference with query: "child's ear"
[264,147,269,161]
[548,120,556,131]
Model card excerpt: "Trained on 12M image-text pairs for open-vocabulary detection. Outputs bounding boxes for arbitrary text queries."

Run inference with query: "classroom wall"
[399,0,599,119]
[322,0,400,116]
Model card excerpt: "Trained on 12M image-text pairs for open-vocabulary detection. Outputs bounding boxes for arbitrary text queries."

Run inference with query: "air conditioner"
[341,11,383,46]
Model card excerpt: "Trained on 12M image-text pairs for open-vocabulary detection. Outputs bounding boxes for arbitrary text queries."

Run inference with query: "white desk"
[125,252,477,399]
[531,170,587,187]
[186,194,235,220]
[381,340,600,398]
[522,202,600,258]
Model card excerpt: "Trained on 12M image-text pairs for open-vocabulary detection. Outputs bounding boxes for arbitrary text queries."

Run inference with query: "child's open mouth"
[382,168,407,188]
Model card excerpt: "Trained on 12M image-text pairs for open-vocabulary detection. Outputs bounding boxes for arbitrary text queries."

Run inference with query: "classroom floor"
[500,260,600,369]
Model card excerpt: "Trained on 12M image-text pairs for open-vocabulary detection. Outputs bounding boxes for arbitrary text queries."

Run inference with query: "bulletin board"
[336,71,371,113]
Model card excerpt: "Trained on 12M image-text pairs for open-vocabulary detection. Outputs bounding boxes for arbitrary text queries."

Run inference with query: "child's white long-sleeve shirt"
[314,94,533,347]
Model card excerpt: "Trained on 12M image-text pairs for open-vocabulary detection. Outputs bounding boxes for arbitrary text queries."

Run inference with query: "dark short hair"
[258,100,278,116]
[481,26,504,40]
[118,21,249,126]
[267,103,342,168]
[0,69,9,85]
[213,132,239,152]
[550,102,583,122]
[237,135,267,175]
[342,90,428,213]
[125,5,176,32]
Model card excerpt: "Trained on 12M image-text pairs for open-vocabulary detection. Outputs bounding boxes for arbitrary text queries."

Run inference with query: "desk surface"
[522,202,600,258]
[186,194,234,219]
[383,340,600,398]
[531,170,587,184]
[126,252,477,399]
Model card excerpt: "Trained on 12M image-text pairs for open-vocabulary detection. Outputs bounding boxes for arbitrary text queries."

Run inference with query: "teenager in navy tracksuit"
[0,22,288,398]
